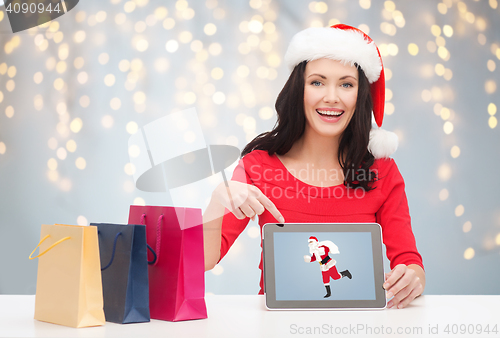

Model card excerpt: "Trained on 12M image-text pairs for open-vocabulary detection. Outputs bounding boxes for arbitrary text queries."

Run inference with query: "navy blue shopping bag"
[91,223,151,324]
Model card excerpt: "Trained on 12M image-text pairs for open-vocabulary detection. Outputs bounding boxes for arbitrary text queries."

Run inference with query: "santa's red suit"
[305,238,341,285]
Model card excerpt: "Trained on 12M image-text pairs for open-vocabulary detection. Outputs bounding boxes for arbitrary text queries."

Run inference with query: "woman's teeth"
[317,110,343,116]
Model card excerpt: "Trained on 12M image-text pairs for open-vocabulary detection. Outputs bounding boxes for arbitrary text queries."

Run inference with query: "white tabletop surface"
[1,295,499,338]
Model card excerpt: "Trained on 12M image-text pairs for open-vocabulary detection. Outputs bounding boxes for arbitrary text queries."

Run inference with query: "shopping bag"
[128,205,207,322]
[90,223,151,324]
[29,224,105,328]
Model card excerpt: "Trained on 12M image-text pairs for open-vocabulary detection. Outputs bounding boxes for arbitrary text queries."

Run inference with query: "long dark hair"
[242,61,377,191]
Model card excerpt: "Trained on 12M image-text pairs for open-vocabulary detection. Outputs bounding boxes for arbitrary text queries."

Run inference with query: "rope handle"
[29,235,71,260]
[100,232,122,270]
[147,244,157,264]
[140,213,163,266]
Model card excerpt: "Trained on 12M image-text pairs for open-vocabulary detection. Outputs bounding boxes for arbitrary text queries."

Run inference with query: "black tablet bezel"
[262,223,387,310]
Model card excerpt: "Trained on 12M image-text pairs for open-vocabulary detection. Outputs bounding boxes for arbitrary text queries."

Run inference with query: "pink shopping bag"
[128,205,207,321]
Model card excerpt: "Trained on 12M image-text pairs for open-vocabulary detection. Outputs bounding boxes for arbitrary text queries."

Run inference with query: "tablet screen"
[274,232,376,301]
[263,223,386,310]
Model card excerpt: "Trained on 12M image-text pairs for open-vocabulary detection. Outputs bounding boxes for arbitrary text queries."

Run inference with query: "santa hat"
[308,236,318,243]
[284,24,398,159]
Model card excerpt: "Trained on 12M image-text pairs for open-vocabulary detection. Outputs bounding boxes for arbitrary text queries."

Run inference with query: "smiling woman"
[203,24,424,310]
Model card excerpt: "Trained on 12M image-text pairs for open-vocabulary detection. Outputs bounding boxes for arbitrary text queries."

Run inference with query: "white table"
[1,295,499,338]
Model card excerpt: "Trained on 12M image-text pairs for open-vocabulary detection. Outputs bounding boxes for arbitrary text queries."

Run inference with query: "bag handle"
[29,235,71,260]
[100,232,122,270]
[140,213,163,266]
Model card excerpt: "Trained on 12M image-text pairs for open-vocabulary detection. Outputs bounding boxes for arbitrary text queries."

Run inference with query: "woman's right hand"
[213,181,285,223]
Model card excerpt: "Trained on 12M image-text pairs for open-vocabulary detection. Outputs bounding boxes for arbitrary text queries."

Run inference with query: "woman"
[203,24,425,309]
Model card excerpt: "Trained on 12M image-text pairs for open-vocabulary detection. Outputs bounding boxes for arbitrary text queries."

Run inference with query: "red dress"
[219,150,424,294]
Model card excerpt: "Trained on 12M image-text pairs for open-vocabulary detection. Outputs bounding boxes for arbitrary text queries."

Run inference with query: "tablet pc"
[262,223,386,310]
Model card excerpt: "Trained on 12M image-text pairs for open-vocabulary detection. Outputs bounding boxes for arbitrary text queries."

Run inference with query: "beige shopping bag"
[29,224,105,328]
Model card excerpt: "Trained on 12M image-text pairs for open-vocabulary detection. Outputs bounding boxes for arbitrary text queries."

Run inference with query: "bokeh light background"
[0,0,499,295]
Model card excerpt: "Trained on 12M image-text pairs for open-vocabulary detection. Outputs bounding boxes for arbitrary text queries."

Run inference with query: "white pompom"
[368,128,398,159]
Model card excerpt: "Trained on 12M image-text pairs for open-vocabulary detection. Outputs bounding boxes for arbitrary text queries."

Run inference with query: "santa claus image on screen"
[304,236,352,298]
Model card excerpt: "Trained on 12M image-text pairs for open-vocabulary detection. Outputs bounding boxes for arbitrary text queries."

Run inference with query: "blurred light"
[438,164,452,181]
[213,92,226,105]
[443,121,454,134]
[7,66,16,77]
[135,21,147,33]
[126,121,139,134]
[491,0,498,9]
[104,74,116,86]
[110,98,122,110]
[74,57,84,69]
[436,36,446,47]
[74,30,86,43]
[124,1,136,12]
[48,137,58,150]
[487,60,496,72]
[56,61,67,74]
[464,248,475,260]
[421,90,432,102]
[59,178,72,191]
[211,265,224,276]
[57,123,69,137]
[75,157,86,170]
[489,116,498,129]
[439,188,449,201]
[115,13,126,25]
[166,40,179,52]
[124,163,136,175]
[203,83,216,96]
[101,115,114,128]
[431,25,441,37]
[47,158,58,171]
[496,233,500,245]
[259,107,274,120]
[385,102,395,115]
[5,106,14,118]
[163,18,175,30]
[6,80,15,92]
[437,46,449,60]
[34,95,43,110]
[387,44,398,56]
[358,24,370,35]
[211,67,224,80]
[204,23,217,35]
[56,147,67,160]
[440,107,450,120]
[0,91,3,103]
[443,69,453,81]
[184,92,196,105]
[66,140,77,153]
[408,43,419,56]
[133,91,146,104]
[435,63,445,76]
[257,67,269,79]
[437,3,447,14]
[133,197,145,205]
[98,53,109,65]
[427,41,437,53]
[76,216,88,226]
[179,31,193,44]
[359,0,371,9]
[248,20,263,34]
[129,145,140,158]
[488,103,497,115]
[455,204,465,217]
[79,95,90,108]
[485,80,497,94]
[463,221,472,233]
[384,1,395,11]
[385,88,393,101]
[208,43,222,56]
[451,146,460,158]
[443,25,453,37]
[77,72,88,84]
[70,118,83,133]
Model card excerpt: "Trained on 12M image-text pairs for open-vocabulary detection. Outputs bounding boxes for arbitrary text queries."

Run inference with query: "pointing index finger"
[256,194,284,223]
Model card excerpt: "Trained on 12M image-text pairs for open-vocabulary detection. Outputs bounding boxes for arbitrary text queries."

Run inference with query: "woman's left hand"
[383,264,424,309]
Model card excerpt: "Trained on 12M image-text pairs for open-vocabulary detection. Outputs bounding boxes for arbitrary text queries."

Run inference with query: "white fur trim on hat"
[368,128,399,159]
[284,27,382,83]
